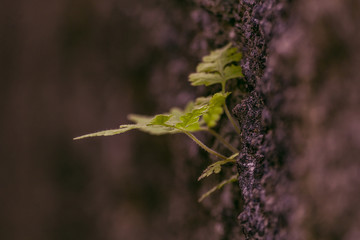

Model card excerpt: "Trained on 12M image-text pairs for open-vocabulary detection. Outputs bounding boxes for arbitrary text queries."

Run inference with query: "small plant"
[74,43,243,202]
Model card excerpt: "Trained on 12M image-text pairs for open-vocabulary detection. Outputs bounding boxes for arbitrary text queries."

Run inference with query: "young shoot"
[74,43,244,202]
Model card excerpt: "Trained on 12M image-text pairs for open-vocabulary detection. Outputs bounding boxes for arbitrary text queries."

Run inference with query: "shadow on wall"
[0,1,209,240]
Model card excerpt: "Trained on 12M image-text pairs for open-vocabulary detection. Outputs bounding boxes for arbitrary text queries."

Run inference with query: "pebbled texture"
[198,0,360,239]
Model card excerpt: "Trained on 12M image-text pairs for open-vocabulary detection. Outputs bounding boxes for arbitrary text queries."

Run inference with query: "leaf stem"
[183,131,228,160]
[198,173,239,202]
[223,104,241,135]
[201,128,238,154]
[220,78,240,135]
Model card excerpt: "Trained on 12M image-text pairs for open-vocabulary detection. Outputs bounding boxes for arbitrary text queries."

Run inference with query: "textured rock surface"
[199,0,360,239]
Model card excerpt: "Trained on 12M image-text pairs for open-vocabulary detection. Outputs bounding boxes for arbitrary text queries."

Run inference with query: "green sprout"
[74,43,243,202]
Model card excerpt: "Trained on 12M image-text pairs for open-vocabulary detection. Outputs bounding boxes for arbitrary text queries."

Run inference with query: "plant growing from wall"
[74,43,243,202]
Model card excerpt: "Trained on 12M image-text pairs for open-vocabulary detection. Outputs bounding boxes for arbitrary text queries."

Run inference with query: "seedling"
[74,43,243,202]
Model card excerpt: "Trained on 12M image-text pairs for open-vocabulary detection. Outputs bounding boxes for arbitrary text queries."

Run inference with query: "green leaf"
[175,106,208,131]
[74,113,181,140]
[129,104,209,134]
[74,124,142,140]
[189,43,243,88]
[203,92,230,127]
[196,47,241,72]
[169,107,184,118]
[202,43,232,63]
[150,114,172,125]
[223,65,244,81]
[189,72,223,86]
[198,174,239,202]
[198,153,238,181]
[223,51,242,67]
[193,96,212,106]
[196,62,217,73]
[129,114,180,135]
[129,99,213,134]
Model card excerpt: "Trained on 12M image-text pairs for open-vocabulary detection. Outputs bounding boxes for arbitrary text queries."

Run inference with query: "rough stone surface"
[199,0,360,239]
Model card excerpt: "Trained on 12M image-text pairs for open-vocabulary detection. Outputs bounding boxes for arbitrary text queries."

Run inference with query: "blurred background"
[0,0,235,239]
